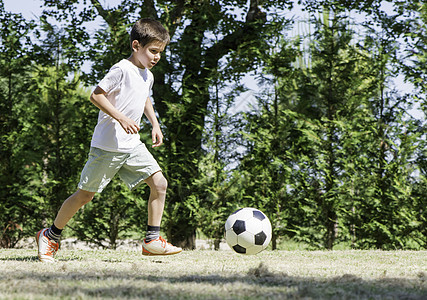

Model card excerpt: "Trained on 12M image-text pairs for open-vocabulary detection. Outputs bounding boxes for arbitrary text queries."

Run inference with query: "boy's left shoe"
[142,236,182,256]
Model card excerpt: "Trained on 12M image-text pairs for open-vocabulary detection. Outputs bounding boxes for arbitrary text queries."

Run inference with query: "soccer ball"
[225,207,272,255]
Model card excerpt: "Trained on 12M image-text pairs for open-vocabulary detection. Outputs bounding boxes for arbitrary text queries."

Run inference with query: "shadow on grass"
[0,256,39,262]
[1,264,426,299]
[0,255,89,262]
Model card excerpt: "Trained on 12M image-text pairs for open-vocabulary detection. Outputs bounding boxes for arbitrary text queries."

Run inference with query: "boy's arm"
[144,97,163,148]
[90,86,140,134]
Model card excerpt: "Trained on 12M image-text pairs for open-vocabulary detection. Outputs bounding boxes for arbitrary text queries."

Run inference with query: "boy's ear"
[131,40,140,52]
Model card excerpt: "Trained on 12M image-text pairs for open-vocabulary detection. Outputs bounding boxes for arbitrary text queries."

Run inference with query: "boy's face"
[131,40,165,69]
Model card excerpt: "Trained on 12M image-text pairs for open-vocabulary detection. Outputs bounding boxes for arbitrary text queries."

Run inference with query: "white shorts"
[78,144,161,193]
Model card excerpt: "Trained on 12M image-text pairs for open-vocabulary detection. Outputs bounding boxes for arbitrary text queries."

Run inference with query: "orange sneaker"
[36,228,59,263]
[142,236,182,256]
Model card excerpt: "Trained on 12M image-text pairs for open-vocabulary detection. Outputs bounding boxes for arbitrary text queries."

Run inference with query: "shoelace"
[158,236,178,249]
[45,239,59,256]
[158,236,168,248]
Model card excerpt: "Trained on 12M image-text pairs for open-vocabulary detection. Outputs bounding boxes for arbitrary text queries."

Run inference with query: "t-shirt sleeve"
[97,66,123,94]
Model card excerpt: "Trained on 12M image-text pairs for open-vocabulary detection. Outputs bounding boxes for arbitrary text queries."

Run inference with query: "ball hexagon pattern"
[225,207,272,255]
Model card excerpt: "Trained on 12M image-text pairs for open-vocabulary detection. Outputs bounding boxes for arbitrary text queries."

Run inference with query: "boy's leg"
[144,171,166,243]
[54,189,96,229]
[142,171,182,255]
[37,147,126,262]
[145,171,167,227]
[37,189,95,262]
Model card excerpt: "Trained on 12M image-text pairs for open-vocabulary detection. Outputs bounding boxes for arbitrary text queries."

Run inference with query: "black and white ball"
[225,207,272,255]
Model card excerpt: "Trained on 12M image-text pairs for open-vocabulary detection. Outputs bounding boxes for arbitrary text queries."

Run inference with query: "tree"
[395,1,426,248]
[0,5,39,247]
[27,21,97,220]
[239,3,418,249]
[190,70,247,249]
[291,7,382,249]
[346,1,426,249]
[237,33,303,249]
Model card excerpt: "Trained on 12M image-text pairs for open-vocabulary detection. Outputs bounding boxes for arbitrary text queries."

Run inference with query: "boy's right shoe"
[142,236,182,256]
[36,228,59,263]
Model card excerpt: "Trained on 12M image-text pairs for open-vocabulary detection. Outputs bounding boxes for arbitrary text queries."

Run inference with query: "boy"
[36,18,182,262]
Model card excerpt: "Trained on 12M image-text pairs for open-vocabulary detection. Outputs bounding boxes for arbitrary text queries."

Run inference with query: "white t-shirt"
[91,59,154,153]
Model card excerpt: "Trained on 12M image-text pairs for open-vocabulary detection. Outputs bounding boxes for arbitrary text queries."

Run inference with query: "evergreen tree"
[27,21,96,218]
[348,2,426,249]
[0,5,39,247]
[191,68,247,249]
[291,7,381,249]
[394,0,426,248]
[238,5,419,249]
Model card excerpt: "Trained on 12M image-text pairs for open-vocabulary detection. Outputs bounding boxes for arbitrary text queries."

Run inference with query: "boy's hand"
[151,126,163,148]
[119,116,140,134]
[91,87,140,135]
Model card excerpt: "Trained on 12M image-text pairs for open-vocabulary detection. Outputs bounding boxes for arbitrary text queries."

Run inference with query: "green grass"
[0,249,426,299]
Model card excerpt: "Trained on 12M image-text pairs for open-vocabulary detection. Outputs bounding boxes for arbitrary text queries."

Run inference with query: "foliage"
[0,6,40,247]
[238,3,425,250]
[0,5,96,247]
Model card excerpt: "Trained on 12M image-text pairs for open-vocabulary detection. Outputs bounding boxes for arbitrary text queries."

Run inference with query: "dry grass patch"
[0,249,426,299]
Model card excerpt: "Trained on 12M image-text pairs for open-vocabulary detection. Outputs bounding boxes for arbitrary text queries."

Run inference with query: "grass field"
[0,248,426,299]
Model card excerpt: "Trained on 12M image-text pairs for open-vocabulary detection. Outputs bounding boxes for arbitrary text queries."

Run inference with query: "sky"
[3,0,120,19]
[4,0,43,20]
[3,0,424,119]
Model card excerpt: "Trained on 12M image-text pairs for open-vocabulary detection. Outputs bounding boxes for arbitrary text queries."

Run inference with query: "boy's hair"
[130,18,170,48]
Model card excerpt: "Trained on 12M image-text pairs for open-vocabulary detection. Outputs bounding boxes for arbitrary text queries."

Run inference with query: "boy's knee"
[76,189,95,205]
[155,174,168,193]
[149,172,167,193]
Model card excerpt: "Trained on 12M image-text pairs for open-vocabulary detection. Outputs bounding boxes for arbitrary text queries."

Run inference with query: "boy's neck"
[128,54,146,69]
